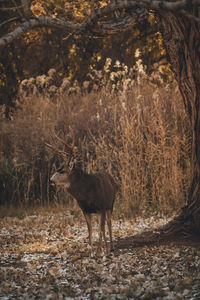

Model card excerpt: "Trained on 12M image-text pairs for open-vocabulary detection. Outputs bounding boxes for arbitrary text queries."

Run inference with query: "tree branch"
[0,17,21,29]
[86,0,190,24]
[1,0,200,48]
[0,5,24,11]
[87,8,148,37]
[0,17,84,48]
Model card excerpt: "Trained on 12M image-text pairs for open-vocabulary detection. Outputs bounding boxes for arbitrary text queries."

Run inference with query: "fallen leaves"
[0,212,200,299]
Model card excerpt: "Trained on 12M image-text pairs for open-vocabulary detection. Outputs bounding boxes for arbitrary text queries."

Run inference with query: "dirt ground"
[0,212,200,299]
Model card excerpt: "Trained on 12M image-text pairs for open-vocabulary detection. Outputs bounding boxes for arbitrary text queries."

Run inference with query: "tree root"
[115,217,200,250]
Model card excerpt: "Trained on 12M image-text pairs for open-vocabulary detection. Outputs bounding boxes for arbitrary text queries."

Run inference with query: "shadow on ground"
[115,228,200,251]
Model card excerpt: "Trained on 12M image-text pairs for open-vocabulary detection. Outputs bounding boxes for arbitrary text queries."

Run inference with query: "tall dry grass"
[83,82,191,217]
[0,64,191,218]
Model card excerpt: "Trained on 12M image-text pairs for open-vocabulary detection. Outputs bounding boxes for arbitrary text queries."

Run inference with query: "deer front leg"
[106,210,114,251]
[83,212,92,247]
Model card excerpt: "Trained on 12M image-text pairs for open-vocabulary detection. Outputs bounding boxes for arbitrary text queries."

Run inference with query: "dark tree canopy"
[1,0,200,236]
[0,0,165,113]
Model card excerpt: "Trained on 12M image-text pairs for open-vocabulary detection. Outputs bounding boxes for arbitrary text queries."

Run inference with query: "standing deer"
[46,130,117,252]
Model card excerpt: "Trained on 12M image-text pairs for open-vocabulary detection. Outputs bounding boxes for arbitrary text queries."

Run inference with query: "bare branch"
[0,0,200,48]
[86,0,189,24]
[0,17,84,48]
[90,8,149,37]
[0,17,21,29]
[141,0,189,10]
[0,5,24,11]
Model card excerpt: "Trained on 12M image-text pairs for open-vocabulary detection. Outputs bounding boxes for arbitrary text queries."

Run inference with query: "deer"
[46,129,118,253]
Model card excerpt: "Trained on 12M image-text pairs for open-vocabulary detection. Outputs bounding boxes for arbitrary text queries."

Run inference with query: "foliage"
[0,61,190,217]
[0,0,167,112]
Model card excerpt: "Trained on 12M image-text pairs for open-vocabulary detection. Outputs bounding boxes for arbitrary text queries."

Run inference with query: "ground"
[0,211,200,299]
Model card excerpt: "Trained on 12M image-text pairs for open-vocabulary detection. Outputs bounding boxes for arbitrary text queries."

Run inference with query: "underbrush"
[0,62,191,218]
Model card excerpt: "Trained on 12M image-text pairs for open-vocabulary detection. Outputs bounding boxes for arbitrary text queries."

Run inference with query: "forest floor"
[0,211,200,299]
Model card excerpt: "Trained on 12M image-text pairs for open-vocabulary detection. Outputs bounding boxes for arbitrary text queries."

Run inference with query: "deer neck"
[67,168,88,197]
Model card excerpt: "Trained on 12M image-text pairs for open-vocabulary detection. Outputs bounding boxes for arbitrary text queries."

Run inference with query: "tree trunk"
[158,10,200,235]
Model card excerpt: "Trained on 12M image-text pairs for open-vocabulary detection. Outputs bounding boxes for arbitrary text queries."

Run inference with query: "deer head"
[46,128,76,186]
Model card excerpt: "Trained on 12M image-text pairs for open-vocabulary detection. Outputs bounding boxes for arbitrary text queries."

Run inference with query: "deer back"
[67,168,117,214]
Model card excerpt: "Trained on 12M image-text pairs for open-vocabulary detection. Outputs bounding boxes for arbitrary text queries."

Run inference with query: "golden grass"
[0,76,191,218]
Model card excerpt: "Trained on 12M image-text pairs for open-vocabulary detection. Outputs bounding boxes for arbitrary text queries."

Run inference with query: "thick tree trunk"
[158,10,200,234]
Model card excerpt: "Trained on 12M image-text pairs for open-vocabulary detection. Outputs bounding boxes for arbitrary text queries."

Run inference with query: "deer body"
[50,158,117,252]
[68,169,116,213]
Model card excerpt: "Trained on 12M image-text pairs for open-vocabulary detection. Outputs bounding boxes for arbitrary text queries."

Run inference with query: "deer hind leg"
[98,211,108,253]
[106,210,114,251]
[83,212,92,247]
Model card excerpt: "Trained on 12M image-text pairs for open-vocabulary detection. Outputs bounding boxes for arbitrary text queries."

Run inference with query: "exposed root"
[115,217,200,251]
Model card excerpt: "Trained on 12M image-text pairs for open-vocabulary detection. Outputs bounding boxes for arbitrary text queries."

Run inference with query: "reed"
[0,66,191,218]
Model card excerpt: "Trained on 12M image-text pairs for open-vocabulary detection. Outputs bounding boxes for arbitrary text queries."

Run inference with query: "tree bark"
[158,9,200,234]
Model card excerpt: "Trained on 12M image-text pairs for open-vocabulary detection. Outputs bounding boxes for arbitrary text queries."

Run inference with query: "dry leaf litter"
[0,213,200,299]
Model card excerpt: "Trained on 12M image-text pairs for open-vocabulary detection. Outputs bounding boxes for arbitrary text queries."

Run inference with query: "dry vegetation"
[0,60,190,217]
